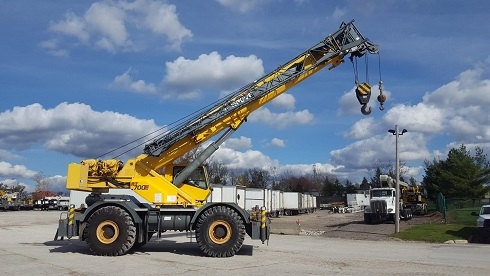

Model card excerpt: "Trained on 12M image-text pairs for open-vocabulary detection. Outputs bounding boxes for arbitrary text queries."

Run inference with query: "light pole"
[388,125,407,233]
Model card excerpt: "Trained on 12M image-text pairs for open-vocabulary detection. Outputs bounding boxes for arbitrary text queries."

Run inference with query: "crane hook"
[361,104,372,115]
[377,80,386,111]
[377,94,386,111]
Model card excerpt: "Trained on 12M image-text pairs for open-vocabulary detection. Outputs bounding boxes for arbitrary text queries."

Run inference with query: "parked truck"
[363,175,413,223]
[401,185,428,215]
[54,20,381,257]
[471,205,490,243]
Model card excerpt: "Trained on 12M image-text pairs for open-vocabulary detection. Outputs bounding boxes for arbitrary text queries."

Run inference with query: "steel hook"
[361,104,372,115]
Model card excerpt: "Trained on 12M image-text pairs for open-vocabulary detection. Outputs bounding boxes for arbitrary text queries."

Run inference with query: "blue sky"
[1,0,490,192]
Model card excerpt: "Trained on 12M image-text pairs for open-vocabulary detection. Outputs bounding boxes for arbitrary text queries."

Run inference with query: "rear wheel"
[195,206,245,257]
[85,206,136,256]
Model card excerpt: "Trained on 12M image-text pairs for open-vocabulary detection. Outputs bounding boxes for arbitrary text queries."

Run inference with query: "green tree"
[423,144,490,201]
[359,177,370,190]
[345,180,357,194]
[408,177,417,187]
[322,176,344,196]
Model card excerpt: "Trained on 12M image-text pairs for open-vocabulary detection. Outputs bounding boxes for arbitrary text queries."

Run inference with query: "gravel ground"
[270,209,445,241]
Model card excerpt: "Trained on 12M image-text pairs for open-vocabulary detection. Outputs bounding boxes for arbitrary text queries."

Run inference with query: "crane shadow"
[43,234,254,257]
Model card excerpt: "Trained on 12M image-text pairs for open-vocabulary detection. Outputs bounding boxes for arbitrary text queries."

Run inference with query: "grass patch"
[391,224,475,243]
[390,207,480,243]
[448,207,480,225]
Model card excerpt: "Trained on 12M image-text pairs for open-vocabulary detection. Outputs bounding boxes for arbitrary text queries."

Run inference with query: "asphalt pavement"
[1,211,489,275]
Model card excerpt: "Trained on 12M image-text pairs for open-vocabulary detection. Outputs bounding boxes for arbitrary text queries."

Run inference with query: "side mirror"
[471,211,478,216]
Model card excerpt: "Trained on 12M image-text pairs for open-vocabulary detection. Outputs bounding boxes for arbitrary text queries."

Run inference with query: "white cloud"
[248,107,314,129]
[49,11,90,43]
[0,102,160,159]
[138,0,192,50]
[329,134,429,171]
[271,93,295,110]
[111,68,157,94]
[85,2,130,52]
[47,175,68,193]
[213,147,279,170]
[0,150,21,161]
[0,162,38,179]
[344,117,375,139]
[163,51,264,98]
[215,0,261,13]
[45,0,192,54]
[39,39,69,57]
[383,103,445,134]
[223,136,252,150]
[269,138,285,148]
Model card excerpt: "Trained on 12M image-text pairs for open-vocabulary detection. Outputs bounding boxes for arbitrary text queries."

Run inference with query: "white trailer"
[267,189,283,217]
[346,193,370,212]
[208,185,246,209]
[283,192,303,216]
[245,188,266,212]
[305,194,315,213]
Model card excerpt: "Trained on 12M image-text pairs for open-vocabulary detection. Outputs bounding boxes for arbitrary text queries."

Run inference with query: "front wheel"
[195,206,245,257]
[85,206,136,256]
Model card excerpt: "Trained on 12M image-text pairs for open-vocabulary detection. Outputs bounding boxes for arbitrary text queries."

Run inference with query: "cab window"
[173,166,208,190]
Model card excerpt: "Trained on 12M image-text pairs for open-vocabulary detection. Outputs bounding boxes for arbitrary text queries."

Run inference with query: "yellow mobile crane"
[55,20,383,257]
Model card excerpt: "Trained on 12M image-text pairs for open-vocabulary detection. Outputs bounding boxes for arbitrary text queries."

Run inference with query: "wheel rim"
[208,220,232,244]
[96,220,119,244]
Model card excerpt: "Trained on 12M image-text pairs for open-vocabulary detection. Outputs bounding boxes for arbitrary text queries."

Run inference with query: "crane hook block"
[356,82,372,115]
[361,104,372,115]
[355,82,371,105]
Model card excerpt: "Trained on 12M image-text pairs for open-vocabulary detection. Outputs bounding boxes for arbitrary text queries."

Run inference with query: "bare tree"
[207,161,228,185]
[368,159,409,184]
[33,172,56,200]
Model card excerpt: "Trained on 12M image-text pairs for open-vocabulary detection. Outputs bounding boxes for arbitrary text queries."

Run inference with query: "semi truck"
[54,20,382,257]
[363,175,413,223]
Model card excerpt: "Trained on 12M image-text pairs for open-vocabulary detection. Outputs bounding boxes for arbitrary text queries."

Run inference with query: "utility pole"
[388,125,407,233]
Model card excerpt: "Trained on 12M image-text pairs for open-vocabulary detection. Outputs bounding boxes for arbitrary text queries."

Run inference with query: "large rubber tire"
[195,206,245,257]
[85,206,136,256]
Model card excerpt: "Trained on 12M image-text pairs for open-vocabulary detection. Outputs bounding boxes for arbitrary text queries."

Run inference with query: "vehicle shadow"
[43,234,254,257]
